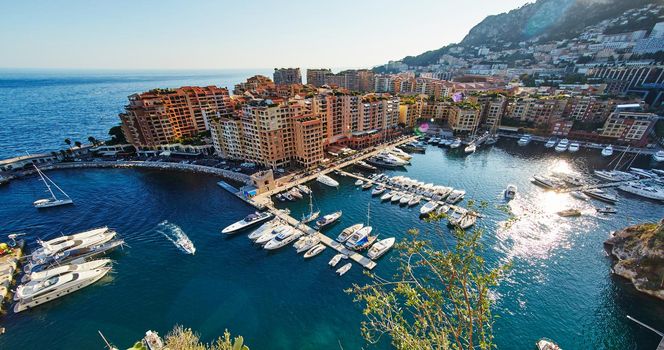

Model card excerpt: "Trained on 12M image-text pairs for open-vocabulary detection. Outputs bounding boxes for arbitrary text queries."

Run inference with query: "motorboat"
[408,196,421,207]
[568,142,580,153]
[14,266,112,313]
[222,212,273,234]
[371,186,386,196]
[570,191,590,201]
[362,182,373,190]
[517,134,532,146]
[315,211,342,230]
[328,254,348,267]
[593,170,637,182]
[317,174,339,187]
[531,175,561,190]
[447,207,468,226]
[254,225,289,245]
[504,184,517,200]
[446,190,466,204]
[399,194,412,205]
[601,145,614,157]
[336,223,364,243]
[367,237,395,260]
[336,262,352,276]
[263,227,303,250]
[293,235,320,253]
[303,243,326,259]
[31,229,117,266]
[449,138,462,149]
[554,139,569,152]
[355,160,378,171]
[289,188,303,200]
[297,185,311,195]
[458,212,477,229]
[583,189,618,204]
[544,137,557,148]
[597,206,617,214]
[143,330,164,350]
[25,239,125,273]
[248,220,277,241]
[275,194,286,202]
[354,179,364,186]
[419,201,438,216]
[557,209,581,217]
[390,192,403,203]
[536,338,561,350]
[380,191,394,201]
[629,167,658,179]
[653,150,664,162]
[345,226,373,249]
[436,203,450,215]
[22,259,112,283]
[32,164,73,209]
[464,142,476,154]
[617,182,664,201]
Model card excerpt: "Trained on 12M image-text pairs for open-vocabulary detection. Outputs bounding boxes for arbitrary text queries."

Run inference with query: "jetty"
[0,239,24,314]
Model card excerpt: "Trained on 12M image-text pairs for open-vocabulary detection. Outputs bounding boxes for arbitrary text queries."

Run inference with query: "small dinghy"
[328,253,348,267]
[336,262,352,276]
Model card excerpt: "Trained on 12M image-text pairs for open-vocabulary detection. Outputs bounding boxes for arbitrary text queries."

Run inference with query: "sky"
[0,0,533,70]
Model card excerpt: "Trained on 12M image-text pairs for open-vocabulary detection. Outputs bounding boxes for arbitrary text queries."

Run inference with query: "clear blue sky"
[0,0,531,70]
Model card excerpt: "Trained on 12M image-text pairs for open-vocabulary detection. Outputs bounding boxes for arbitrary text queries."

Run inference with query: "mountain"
[396,0,660,68]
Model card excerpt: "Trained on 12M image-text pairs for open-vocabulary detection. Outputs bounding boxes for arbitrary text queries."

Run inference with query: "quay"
[0,240,24,314]
[496,132,659,155]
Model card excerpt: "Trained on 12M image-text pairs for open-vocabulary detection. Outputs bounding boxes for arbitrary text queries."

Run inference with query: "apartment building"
[306,69,332,87]
[600,104,659,146]
[233,75,274,95]
[506,97,568,126]
[293,114,324,169]
[273,68,302,85]
[587,64,664,95]
[448,105,481,133]
[119,86,232,148]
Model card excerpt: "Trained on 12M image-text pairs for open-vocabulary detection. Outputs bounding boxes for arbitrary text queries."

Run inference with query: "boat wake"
[157,220,196,255]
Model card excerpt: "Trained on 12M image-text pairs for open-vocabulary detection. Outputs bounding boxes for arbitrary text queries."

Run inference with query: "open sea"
[1,71,664,349]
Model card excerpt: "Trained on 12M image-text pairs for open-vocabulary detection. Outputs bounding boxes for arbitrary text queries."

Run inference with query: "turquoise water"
[1,142,663,349]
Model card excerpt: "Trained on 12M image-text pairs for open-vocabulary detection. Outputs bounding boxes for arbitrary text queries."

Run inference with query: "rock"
[605,220,664,301]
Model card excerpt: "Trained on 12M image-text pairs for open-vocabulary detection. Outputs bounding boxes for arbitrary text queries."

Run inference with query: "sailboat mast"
[34,164,57,200]
[40,168,71,199]
[367,202,371,226]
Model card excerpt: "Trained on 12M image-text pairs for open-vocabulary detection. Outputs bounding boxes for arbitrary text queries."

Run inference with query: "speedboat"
[419,201,438,216]
[570,191,590,201]
[336,262,352,276]
[336,223,364,243]
[536,338,561,350]
[317,174,339,187]
[458,212,477,229]
[532,175,561,190]
[601,145,614,157]
[568,142,580,153]
[593,170,637,182]
[597,206,617,214]
[447,207,468,226]
[380,191,394,201]
[554,139,569,152]
[345,226,373,249]
[390,192,403,203]
[328,254,348,267]
[248,220,277,241]
[583,188,618,204]
[222,212,273,234]
[255,225,290,245]
[22,259,112,283]
[263,227,303,250]
[446,190,466,204]
[464,143,476,154]
[450,138,462,149]
[517,134,532,146]
[399,194,412,205]
[362,182,373,190]
[436,203,450,215]
[371,186,386,196]
[557,208,581,217]
[297,185,311,195]
[14,266,112,313]
[303,243,326,259]
[617,182,664,201]
[367,237,395,260]
[315,211,342,230]
[504,184,517,200]
[408,196,421,207]
[544,137,557,148]
[653,150,664,162]
[293,235,320,253]
[354,179,364,186]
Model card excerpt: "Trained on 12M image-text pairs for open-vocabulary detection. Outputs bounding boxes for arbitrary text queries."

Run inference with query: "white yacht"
[570,191,590,201]
[568,142,580,153]
[248,220,277,241]
[458,212,477,229]
[601,145,614,157]
[450,138,462,149]
[22,259,112,283]
[328,253,347,267]
[419,201,438,215]
[32,164,73,209]
[336,263,352,276]
[263,227,303,250]
[554,139,569,152]
[617,182,664,201]
[317,174,339,187]
[517,134,532,146]
[389,148,412,161]
[345,226,373,250]
[293,235,320,254]
[447,207,468,227]
[289,188,303,200]
[653,150,664,162]
[336,223,364,243]
[544,137,557,148]
[303,243,326,259]
[446,190,466,204]
[367,237,395,260]
[14,266,112,313]
[314,211,342,230]
[255,225,289,245]
[380,191,395,201]
[464,142,477,154]
[504,184,517,200]
[593,170,637,182]
[583,189,618,204]
[371,186,386,196]
[354,179,364,186]
[31,228,116,265]
[222,212,273,234]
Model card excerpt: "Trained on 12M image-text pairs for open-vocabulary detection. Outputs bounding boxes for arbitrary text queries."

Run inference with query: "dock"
[0,240,24,314]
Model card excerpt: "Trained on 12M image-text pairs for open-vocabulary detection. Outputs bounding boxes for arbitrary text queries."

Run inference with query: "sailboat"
[301,194,320,224]
[32,164,73,208]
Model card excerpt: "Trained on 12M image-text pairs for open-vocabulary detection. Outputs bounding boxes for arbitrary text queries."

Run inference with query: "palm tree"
[88,136,97,146]
[74,141,82,148]
[64,138,71,149]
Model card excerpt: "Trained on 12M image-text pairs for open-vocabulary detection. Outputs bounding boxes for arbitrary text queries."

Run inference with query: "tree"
[74,141,82,148]
[107,125,127,145]
[350,210,508,350]
[88,136,98,146]
[161,325,249,350]
[64,138,71,149]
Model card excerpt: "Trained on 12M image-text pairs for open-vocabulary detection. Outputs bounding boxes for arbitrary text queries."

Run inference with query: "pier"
[0,240,24,314]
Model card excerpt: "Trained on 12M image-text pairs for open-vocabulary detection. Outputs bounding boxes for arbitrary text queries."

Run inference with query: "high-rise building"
[119,86,232,148]
[448,105,481,133]
[600,104,658,146]
[273,68,302,85]
[306,69,332,87]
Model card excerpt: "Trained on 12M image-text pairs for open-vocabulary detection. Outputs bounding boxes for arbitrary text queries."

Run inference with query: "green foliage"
[349,213,509,350]
[162,325,249,350]
[107,125,127,145]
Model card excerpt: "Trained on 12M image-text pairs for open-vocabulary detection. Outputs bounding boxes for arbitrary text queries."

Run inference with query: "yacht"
[362,182,373,190]
[464,142,476,154]
[263,227,303,250]
[222,212,273,234]
[583,189,618,204]
[436,203,450,215]
[380,191,394,201]
[408,195,421,207]
[389,148,412,161]
[554,139,569,152]
[419,201,438,215]
[336,262,352,276]
[504,184,517,200]
[32,164,73,209]
[293,235,320,254]
[336,223,364,243]
[26,239,125,273]
[531,175,561,190]
[31,227,110,257]
[248,220,277,241]
[570,191,590,201]
[544,137,557,148]
[447,207,468,227]
[536,338,561,350]
[22,259,112,283]
[629,167,658,179]
[345,226,373,250]
[317,174,339,187]
[653,150,664,162]
[255,225,290,245]
[593,170,637,182]
[355,160,378,172]
[617,182,664,201]
[568,142,580,153]
[371,186,386,196]
[289,188,303,200]
[14,266,112,313]
[390,192,403,203]
[314,211,342,230]
[303,243,326,259]
[517,134,532,146]
[458,212,477,229]
[446,190,466,204]
[354,179,364,186]
[449,138,462,149]
[367,237,395,260]
[328,254,348,267]
[601,145,614,157]
[31,229,117,265]
[296,185,311,195]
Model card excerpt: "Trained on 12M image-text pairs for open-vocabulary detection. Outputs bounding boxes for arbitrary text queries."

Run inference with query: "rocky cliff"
[605,220,664,300]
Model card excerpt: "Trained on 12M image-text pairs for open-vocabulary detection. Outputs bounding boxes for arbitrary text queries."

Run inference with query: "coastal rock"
[605,220,664,301]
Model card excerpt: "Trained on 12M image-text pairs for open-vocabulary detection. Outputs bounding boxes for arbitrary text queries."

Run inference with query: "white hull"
[34,198,73,208]
[618,183,664,201]
[317,174,339,187]
[222,212,272,234]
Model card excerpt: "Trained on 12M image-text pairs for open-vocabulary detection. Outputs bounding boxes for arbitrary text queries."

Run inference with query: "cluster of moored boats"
[366,148,412,169]
[274,184,312,202]
[15,227,124,313]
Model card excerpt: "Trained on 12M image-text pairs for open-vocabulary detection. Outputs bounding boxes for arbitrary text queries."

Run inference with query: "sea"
[0,71,664,349]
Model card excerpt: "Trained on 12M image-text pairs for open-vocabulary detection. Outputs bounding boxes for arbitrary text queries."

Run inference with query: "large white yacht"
[336,224,363,243]
[263,227,303,250]
[222,212,273,234]
[248,220,277,241]
[316,174,339,187]
[254,225,289,245]
[14,266,112,313]
[617,182,664,201]
[31,228,116,265]
[367,237,395,260]
[22,259,112,283]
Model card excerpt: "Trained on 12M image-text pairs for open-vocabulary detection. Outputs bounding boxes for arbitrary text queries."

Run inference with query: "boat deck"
[555,177,652,193]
